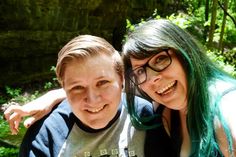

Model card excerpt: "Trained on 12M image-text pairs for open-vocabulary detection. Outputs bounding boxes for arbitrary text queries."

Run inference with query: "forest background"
[0,0,236,156]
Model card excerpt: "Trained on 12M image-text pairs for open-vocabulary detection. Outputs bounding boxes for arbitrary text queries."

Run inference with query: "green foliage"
[4,88,40,104]
[0,114,26,142]
[5,86,22,98]
[0,116,11,139]
[0,113,26,156]
[50,65,56,72]
[224,20,236,46]
[0,96,7,105]
[44,82,53,90]
[160,12,236,76]
[44,66,59,90]
[0,117,10,138]
[125,18,148,43]
[223,48,236,67]
[0,147,18,157]
[206,50,236,77]
[166,13,193,29]
[126,19,135,32]
[0,67,59,157]
[2,65,59,105]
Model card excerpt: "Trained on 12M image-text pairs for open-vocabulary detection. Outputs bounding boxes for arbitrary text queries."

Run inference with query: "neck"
[179,110,190,157]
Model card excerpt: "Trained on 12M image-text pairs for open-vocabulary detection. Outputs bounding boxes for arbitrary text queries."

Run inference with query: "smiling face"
[130,49,188,111]
[63,54,123,129]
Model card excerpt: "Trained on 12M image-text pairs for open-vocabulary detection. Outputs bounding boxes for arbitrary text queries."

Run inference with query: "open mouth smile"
[87,105,107,113]
[156,81,177,95]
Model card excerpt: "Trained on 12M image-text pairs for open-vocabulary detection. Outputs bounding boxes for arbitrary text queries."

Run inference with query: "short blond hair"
[56,35,123,86]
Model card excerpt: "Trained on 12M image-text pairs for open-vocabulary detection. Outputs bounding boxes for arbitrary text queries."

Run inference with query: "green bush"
[0,147,18,157]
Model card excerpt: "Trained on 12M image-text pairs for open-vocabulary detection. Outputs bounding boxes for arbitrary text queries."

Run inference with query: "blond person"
[9,35,151,157]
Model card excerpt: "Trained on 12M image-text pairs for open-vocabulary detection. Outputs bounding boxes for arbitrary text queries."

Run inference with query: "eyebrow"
[131,57,150,69]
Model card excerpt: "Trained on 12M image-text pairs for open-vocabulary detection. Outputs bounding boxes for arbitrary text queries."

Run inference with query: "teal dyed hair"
[122,19,236,156]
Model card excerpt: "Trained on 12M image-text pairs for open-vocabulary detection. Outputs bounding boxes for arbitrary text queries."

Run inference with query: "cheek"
[105,81,123,95]
[103,88,122,103]
[139,83,152,96]
[171,57,187,87]
[177,66,187,91]
[104,86,123,105]
[66,92,83,108]
[68,97,83,118]
[182,75,187,92]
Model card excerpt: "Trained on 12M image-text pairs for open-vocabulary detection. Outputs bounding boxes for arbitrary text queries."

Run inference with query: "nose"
[145,67,161,83]
[84,88,101,105]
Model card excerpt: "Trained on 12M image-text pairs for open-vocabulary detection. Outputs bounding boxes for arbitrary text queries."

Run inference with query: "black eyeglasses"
[128,49,172,85]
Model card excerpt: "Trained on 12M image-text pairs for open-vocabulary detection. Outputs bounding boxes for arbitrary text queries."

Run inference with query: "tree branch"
[218,0,236,27]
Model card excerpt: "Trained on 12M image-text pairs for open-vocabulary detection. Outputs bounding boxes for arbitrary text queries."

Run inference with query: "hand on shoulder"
[3,88,66,135]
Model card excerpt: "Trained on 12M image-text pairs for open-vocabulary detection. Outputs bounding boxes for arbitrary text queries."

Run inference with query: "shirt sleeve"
[18,100,73,157]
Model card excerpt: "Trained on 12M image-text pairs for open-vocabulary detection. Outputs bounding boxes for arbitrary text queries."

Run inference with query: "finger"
[3,105,17,121]
[23,117,35,128]
[23,112,44,128]
[4,105,23,121]
[8,113,21,135]
[14,120,20,133]
[11,124,19,135]
[11,128,18,135]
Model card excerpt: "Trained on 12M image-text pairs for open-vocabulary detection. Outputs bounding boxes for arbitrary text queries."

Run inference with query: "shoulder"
[209,79,235,95]
[219,90,236,132]
[121,92,154,117]
[217,79,236,123]
[19,99,75,156]
[38,99,73,128]
[215,89,236,156]
[215,78,236,131]
[23,99,74,137]
[121,92,152,107]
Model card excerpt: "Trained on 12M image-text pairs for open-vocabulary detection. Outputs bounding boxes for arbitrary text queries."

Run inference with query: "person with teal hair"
[4,19,236,156]
[122,19,236,156]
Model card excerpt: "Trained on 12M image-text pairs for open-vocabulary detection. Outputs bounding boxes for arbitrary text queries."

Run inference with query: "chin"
[90,124,107,130]
[88,121,109,130]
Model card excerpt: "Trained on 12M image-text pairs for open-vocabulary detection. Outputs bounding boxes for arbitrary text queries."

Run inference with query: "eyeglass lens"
[129,50,171,85]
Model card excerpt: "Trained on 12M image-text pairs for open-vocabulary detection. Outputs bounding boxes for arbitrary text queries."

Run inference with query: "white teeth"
[157,81,176,94]
[88,106,104,113]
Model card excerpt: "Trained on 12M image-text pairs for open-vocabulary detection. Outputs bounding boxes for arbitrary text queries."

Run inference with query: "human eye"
[155,54,169,64]
[156,55,169,63]
[133,67,145,77]
[97,80,109,87]
[71,85,84,92]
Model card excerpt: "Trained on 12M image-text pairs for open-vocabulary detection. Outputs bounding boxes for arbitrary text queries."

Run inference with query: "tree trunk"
[208,0,218,48]
[204,0,210,41]
[219,0,229,52]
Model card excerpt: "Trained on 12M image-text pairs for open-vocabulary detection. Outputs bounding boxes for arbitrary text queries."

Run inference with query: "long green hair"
[122,19,235,156]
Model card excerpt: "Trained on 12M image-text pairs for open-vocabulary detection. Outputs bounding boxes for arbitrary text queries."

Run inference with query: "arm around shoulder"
[4,88,66,134]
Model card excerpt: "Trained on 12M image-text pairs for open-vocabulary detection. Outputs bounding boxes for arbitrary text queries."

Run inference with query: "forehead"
[130,49,173,67]
[64,54,116,77]
[84,54,114,69]
[130,55,151,69]
[62,55,120,88]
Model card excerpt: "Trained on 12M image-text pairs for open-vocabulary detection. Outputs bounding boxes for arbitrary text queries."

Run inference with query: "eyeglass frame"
[127,48,172,85]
